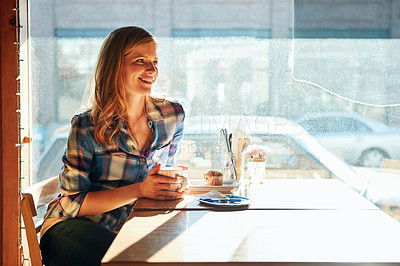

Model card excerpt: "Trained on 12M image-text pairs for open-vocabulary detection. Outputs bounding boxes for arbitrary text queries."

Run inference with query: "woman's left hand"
[174,164,189,171]
[139,164,185,200]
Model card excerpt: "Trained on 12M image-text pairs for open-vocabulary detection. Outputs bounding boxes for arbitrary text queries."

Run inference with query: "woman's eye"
[136,59,144,63]
[153,61,158,66]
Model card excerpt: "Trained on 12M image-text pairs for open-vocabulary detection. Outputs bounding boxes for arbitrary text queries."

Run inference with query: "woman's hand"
[175,164,189,171]
[139,164,185,200]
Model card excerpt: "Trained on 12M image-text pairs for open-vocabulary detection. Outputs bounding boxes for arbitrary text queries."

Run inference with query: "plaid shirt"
[42,97,185,234]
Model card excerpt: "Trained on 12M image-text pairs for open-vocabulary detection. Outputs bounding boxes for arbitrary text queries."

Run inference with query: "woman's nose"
[146,62,157,72]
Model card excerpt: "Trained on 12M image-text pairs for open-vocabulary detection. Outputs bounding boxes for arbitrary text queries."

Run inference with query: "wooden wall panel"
[0,0,20,265]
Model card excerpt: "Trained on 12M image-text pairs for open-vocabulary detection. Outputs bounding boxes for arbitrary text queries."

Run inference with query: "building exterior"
[29,0,400,125]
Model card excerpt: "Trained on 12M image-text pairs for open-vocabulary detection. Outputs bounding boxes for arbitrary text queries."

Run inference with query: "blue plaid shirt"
[41,97,185,234]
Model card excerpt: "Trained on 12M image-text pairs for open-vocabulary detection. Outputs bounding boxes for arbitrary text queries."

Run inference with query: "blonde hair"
[90,26,156,145]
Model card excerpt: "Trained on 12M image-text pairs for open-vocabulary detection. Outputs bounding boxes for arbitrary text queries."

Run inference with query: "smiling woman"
[38,26,186,266]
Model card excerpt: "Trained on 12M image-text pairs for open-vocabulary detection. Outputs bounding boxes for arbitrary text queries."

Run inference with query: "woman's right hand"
[138,164,185,200]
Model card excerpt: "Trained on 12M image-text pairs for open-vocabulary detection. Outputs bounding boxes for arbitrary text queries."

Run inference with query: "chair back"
[21,176,60,266]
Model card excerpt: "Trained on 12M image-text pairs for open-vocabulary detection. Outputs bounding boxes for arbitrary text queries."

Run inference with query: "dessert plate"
[188,180,239,195]
[198,194,251,209]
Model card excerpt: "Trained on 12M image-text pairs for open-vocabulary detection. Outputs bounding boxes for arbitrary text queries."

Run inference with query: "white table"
[102,179,400,265]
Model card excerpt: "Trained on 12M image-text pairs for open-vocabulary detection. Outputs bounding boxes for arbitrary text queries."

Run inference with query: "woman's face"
[122,42,158,98]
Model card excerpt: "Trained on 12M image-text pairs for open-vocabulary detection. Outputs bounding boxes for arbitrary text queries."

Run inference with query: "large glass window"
[27,0,400,221]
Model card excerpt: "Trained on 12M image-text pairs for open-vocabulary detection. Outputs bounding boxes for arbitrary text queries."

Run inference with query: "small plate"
[188,180,239,195]
[198,194,251,209]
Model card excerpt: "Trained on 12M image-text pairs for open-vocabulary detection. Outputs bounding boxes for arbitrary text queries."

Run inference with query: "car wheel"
[358,148,389,168]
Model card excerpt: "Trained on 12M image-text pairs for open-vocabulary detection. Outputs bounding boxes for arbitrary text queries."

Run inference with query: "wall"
[0,0,20,264]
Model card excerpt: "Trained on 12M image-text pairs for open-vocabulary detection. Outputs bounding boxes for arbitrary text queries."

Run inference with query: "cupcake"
[203,170,223,186]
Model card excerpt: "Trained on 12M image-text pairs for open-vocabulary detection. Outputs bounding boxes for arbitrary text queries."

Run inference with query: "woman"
[40,26,186,266]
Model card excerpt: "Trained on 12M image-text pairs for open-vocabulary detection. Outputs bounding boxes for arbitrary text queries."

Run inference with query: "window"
[27,0,400,221]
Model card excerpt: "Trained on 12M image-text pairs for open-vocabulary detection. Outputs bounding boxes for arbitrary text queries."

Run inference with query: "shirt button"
[122,206,127,211]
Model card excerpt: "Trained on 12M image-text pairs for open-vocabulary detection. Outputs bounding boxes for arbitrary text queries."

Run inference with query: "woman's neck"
[126,95,146,119]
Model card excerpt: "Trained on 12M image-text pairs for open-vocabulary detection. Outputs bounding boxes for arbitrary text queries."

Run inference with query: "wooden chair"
[382,158,400,169]
[21,176,60,266]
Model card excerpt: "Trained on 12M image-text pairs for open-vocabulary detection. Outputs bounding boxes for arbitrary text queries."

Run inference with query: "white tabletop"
[102,209,400,265]
[102,179,399,265]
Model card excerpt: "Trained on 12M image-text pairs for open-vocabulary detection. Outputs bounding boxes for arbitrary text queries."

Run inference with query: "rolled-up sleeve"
[58,114,94,218]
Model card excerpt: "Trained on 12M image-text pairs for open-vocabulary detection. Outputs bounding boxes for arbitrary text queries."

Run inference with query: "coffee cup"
[158,166,187,192]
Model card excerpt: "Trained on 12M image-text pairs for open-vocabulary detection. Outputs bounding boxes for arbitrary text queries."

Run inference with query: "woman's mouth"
[139,77,153,84]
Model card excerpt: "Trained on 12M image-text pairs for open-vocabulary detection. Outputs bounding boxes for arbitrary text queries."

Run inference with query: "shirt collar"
[118,96,163,132]
[145,96,165,122]
[116,96,167,155]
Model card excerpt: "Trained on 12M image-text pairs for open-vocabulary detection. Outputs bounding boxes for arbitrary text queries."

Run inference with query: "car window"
[326,118,349,133]
[326,118,371,133]
[299,118,327,134]
[353,120,372,132]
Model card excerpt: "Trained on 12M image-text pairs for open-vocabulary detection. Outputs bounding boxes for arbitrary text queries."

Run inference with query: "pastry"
[203,170,223,186]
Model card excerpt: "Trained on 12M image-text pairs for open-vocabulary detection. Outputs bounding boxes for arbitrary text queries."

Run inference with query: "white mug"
[158,166,187,192]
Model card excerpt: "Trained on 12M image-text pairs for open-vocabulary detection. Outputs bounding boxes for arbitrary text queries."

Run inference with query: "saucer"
[198,194,251,209]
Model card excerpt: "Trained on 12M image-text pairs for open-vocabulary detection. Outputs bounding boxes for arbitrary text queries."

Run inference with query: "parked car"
[35,115,400,220]
[180,115,400,220]
[296,113,400,168]
[179,115,367,189]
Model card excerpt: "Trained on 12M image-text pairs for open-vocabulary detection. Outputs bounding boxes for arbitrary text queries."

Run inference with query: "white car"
[297,113,400,168]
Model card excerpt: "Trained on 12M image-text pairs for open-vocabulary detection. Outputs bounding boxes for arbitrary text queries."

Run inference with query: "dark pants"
[40,218,117,266]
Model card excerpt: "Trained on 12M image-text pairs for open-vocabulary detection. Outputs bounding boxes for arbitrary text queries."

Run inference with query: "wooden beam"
[0,0,20,265]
